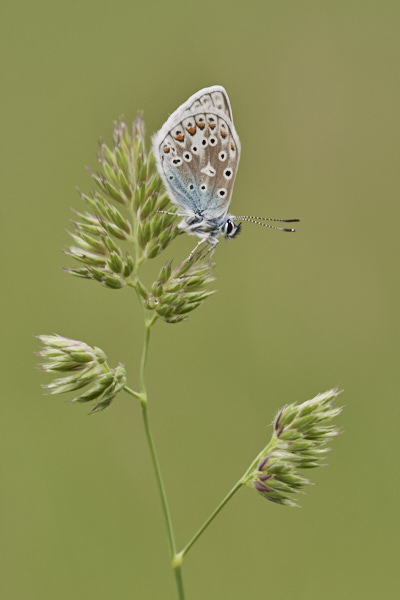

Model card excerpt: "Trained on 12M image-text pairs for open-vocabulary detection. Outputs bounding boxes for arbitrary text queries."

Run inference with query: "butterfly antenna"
[235,216,300,232]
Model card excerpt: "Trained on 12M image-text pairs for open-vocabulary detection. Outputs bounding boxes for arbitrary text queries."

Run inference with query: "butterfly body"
[152,86,241,249]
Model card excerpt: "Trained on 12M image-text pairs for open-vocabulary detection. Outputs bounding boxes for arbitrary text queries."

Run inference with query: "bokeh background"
[2,1,399,598]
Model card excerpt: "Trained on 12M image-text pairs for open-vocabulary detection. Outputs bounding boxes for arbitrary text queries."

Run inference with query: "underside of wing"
[153,87,240,221]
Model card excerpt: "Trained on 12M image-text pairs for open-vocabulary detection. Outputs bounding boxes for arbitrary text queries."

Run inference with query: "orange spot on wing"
[221,130,227,138]
[209,123,216,130]
[197,122,205,129]
[187,126,196,135]
[231,142,235,150]
[163,147,170,153]
[175,134,184,142]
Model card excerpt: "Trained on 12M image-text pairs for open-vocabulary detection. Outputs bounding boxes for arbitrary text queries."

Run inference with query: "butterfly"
[152,85,299,258]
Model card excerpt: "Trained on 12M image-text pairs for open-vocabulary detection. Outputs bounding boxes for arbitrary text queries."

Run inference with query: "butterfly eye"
[217,188,227,197]
[183,152,192,162]
[223,168,233,180]
[218,151,227,162]
[223,219,241,239]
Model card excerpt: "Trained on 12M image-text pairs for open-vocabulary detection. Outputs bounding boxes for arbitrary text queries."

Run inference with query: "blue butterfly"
[153,85,298,257]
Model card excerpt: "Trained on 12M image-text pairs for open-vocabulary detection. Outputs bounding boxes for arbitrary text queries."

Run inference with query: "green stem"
[141,399,176,556]
[139,319,152,395]
[173,563,185,599]
[179,479,244,559]
[123,386,143,401]
[137,316,185,600]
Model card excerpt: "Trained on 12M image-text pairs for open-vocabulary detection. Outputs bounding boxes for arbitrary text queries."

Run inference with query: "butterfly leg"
[187,238,207,261]
[196,237,218,264]
[181,237,214,264]
[205,240,218,264]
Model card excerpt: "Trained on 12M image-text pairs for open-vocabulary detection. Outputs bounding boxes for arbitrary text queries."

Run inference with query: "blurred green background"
[2,1,399,598]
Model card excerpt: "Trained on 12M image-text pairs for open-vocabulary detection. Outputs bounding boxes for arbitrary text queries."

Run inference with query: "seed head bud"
[137,222,151,249]
[145,241,161,259]
[107,251,124,274]
[123,255,134,277]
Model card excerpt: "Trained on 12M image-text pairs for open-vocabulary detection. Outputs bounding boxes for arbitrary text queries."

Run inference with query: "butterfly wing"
[152,86,240,222]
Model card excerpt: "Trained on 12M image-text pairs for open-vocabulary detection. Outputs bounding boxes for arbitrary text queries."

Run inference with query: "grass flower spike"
[37,335,126,413]
[64,117,179,287]
[63,115,215,322]
[242,388,342,506]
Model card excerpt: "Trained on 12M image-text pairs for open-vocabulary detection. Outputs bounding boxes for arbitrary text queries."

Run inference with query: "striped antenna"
[235,216,300,232]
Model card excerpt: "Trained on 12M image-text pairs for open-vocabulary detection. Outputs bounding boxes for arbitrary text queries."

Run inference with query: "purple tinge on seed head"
[257,455,270,471]
[254,481,272,493]
[259,473,272,482]
[275,407,284,430]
